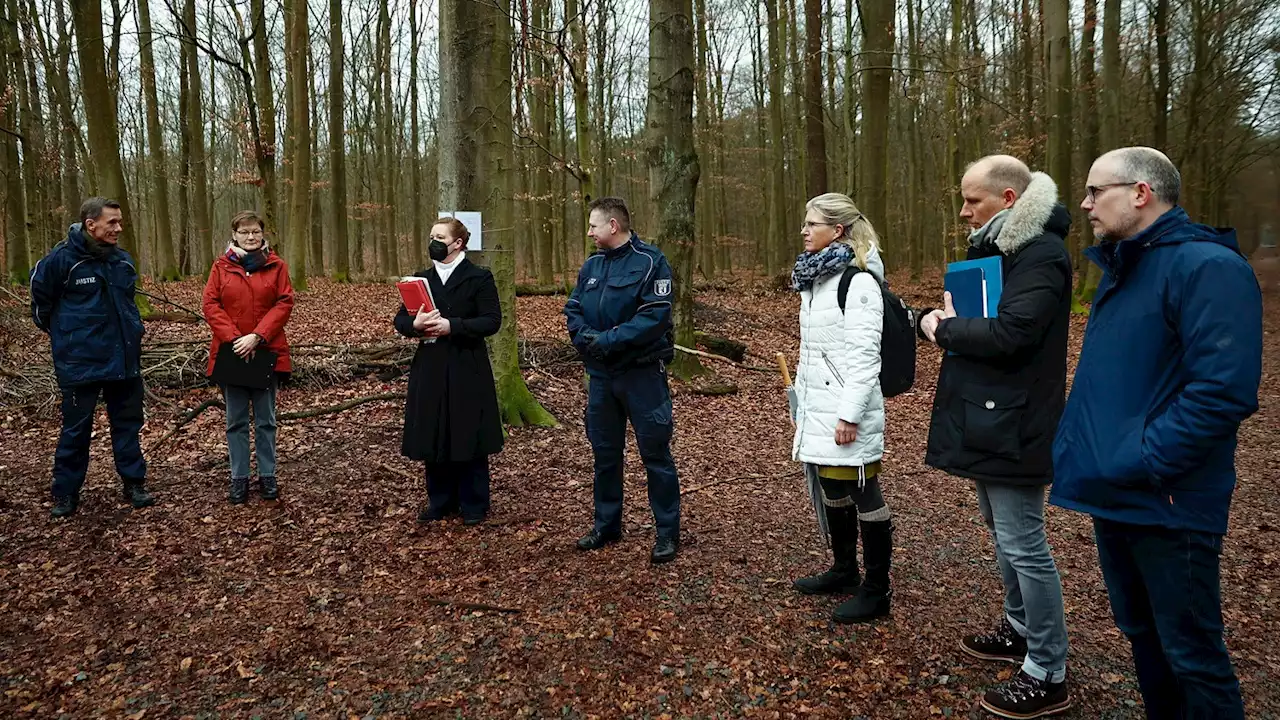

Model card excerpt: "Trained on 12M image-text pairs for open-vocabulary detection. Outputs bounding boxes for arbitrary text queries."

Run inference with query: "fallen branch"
[422,598,521,614]
[680,473,771,496]
[149,397,226,451]
[674,344,772,372]
[376,460,419,483]
[278,392,406,421]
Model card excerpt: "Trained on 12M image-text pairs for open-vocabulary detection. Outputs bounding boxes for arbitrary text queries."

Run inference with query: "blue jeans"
[1094,518,1244,719]
[52,378,147,497]
[975,481,1068,683]
[586,363,680,538]
[222,381,277,479]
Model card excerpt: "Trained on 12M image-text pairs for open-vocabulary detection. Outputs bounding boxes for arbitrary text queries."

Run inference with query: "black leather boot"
[122,480,156,509]
[833,519,892,623]
[794,506,861,595]
[229,477,249,504]
[259,476,278,501]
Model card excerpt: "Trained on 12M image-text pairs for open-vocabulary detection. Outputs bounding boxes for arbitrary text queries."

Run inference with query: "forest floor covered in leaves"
[0,272,1277,719]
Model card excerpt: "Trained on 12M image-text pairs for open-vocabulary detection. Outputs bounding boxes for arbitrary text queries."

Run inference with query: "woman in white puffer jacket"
[790,192,893,624]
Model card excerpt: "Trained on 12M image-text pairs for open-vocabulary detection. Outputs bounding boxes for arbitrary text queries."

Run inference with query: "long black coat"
[394,259,504,463]
[921,173,1073,486]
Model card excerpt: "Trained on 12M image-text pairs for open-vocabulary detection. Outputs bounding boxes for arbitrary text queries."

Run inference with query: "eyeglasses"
[801,221,834,232]
[1085,182,1139,202]
[235,229,264,236]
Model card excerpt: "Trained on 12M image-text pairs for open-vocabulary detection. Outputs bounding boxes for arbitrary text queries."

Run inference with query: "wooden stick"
[776,352,792,387]
[376,460,419,483]
[148,397,225,451]
[673,344,772,372]
[277,392,406,421]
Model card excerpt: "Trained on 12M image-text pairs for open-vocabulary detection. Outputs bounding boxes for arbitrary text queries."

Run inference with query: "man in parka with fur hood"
[918,156,1073,719]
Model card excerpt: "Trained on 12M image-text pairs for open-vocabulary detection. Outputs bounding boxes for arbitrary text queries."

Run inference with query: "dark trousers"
[586,363,680,538]
[52,377,147,498]
[425,456,491,517]
[1094,518,1244,720]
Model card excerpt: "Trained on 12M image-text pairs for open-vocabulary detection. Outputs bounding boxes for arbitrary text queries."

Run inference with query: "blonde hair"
[806,193,880,270]
[432,216,472,248]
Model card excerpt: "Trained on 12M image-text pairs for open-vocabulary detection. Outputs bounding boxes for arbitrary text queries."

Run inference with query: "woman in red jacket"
[202,210,295,504]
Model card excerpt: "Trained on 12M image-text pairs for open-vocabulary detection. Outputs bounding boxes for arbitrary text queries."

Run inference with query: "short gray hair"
[79,197,121,224]
[1107,147,1181,205]
[967,155,1032,196]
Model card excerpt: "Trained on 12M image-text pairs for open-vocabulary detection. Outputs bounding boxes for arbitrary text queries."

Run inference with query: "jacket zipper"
[597,254,611,323]
[821,352,845,387]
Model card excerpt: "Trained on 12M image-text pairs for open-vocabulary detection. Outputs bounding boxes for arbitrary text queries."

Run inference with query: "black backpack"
[837,266,917,398]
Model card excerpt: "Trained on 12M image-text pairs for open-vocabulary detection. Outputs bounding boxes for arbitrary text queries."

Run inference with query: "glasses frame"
[1085,181,1140,202]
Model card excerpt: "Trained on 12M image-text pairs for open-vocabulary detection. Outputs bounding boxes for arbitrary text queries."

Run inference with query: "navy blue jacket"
[30,224,146,388]
[563,234,675,375]
[1050,208,1262,534]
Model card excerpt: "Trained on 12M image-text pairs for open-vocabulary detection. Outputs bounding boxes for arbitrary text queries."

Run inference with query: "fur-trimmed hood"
[994,172,1068,255]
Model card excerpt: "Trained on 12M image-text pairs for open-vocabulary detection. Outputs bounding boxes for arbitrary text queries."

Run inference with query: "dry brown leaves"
[0,272,1276,719]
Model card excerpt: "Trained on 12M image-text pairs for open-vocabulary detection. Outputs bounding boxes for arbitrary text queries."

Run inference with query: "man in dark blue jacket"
[30,197,156,518]
[563,197,680,564]
[1051,148,1262,719]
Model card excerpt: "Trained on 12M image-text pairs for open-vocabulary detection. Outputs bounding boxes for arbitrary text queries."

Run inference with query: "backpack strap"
[837,265,862,314]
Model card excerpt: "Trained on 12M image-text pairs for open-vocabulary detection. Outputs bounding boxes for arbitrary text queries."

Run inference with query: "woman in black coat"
[394,217,504,525]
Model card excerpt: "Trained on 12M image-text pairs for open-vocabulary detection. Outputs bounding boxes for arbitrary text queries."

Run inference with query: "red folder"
[396,277,436,314]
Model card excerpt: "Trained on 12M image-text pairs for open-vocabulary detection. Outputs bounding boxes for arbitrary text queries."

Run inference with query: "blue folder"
[944,267,987,318]
[945,256,1004,317]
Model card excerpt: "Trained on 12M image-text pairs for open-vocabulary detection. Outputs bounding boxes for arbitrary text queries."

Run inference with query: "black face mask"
[429,240,450,262]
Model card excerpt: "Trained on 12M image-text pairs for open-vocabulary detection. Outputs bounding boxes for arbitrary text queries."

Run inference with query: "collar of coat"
[992,171,1060,256]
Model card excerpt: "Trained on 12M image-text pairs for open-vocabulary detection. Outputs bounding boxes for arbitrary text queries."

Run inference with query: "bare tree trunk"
[138,0,179,279]
[843,0,857,193]
[648,0,702,378]
[328,0,349,279]
[765,0,786,275]
[532,0,555,284]
[693,0,715,279]
[177,27,192,273]
[69,0,137,252]
[803,0,827,196]
[179,0,212,270]
[439,0,555,425]
[286,0,310,289]
[1153,0,1169,149]
[1074,0,1100,310]
[564,0,594,258]
[1,0,28,282]
[594,0,610,196]
[409,0,423,269]
[308,43,324,276]
[859,0,894,231]
[1044,0,1071,200]
[11,0,42,258]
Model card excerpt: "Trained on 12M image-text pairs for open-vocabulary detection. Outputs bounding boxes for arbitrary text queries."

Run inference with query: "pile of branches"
[0,337,580,412]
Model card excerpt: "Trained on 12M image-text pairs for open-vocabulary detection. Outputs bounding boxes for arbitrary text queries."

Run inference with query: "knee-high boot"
[833,519,892,623]
[794,505,862,595]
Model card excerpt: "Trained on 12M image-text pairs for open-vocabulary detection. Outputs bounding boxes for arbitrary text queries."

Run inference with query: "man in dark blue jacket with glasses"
[30,197,156,518]
[564,196,680,564]
[1051,148,1261,719]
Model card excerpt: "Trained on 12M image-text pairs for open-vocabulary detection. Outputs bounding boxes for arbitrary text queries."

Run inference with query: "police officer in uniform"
[30,197,156,518]
[564,197,681,564]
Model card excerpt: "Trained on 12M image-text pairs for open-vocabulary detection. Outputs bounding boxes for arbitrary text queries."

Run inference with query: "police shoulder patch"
[654,278,672,297]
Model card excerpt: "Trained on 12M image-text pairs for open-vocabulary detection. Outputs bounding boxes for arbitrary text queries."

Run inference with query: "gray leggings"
[819,475,891,522]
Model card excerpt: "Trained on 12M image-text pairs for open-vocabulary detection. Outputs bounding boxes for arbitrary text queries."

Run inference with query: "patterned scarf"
[791,241,854,292]
[226,243,268,273]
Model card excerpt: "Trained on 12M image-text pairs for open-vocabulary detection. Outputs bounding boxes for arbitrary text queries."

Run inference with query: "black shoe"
[795,506,860,595]
[123,482,155,509]
[962,617,1028,664]
[576,529,621,551]
[832,518,892,623]
[462,513,486,526]
[650,535,679,564]
[980,670,1071,719]
[50,495,79,518]
[259,476,279,501]
[417,506,450,525]
[229,478,249,505]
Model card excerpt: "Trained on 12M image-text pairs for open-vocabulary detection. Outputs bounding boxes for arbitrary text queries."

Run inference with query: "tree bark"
[329,0,349,279]
[564,0,594,258]
[859,0,894,231]
[1,0,28,283]
[409,0,423,269]
[765,0,786,275]
[137,0,180,280]
[286,0,310,289]
[181,0,213,271]
[250,0,278,236]
[803,0,827,196]
[647,0,703,378]
[439,0,556,426]
[69,0,137,253]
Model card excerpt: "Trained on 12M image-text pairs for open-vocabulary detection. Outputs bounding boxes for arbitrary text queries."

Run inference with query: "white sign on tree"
[438,211,483,251]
